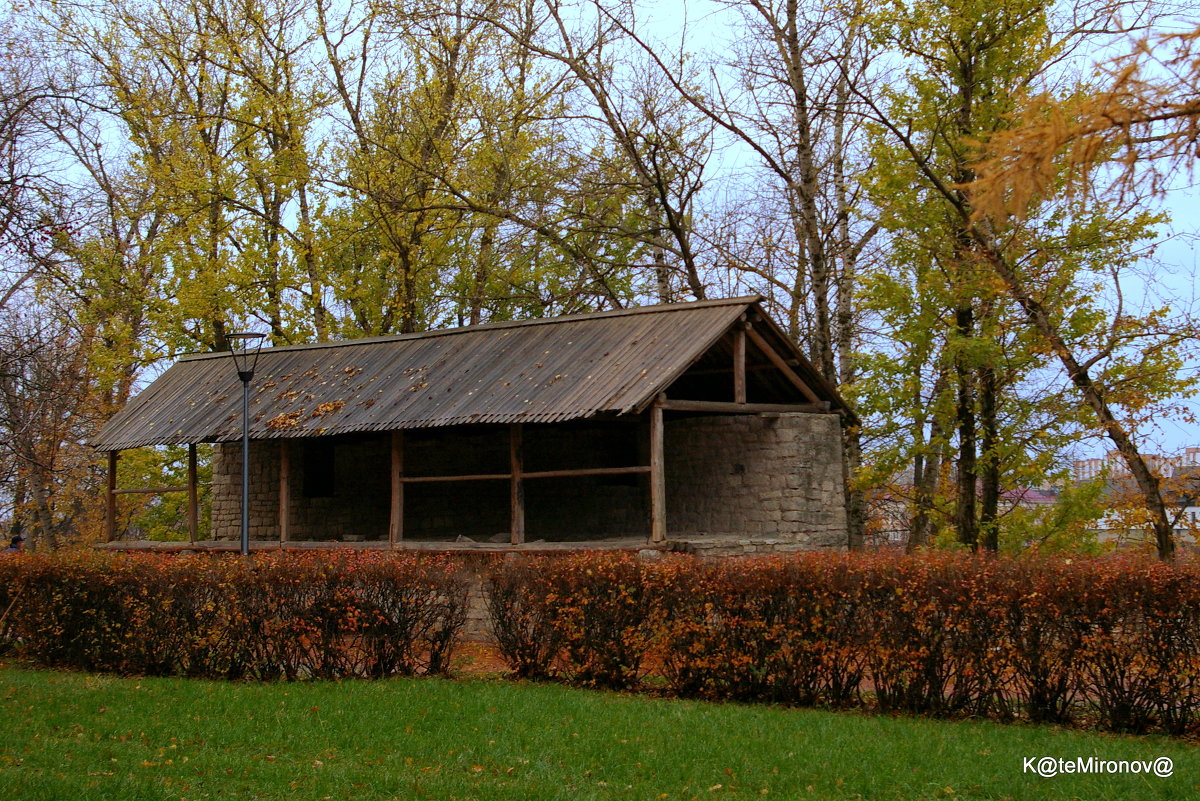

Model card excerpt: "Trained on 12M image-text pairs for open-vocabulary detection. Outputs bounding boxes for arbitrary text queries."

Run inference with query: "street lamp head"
[227,331,266,382]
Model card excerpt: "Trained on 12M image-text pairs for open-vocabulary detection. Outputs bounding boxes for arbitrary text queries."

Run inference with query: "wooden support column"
[510,423,525,544]
[278,441,290,544]
[105,451,118,542]
[187,444,199,543]
[733,322,747,404]
[650,397,666,543]
[389,431,404,547]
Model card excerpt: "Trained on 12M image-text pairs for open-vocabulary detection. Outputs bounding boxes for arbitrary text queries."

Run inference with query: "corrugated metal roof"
[92,297,846,450]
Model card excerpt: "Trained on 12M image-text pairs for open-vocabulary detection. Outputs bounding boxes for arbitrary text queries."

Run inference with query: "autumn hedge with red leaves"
[487,551,1200,735]
[3,549,1200,735]
[0,551,467,680]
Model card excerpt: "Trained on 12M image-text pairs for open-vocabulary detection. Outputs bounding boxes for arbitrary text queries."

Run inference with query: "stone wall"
[664,413,846,551]
[212,435,390,541]
[210,413,847,550]
[212,440,280,541]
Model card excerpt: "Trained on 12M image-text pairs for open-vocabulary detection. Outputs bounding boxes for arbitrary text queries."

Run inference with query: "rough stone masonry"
[210,412,848,552]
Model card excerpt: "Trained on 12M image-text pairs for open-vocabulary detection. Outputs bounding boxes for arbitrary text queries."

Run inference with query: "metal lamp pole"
[228,332,266,557]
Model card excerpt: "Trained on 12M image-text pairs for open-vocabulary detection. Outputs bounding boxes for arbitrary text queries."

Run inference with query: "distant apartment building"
[1072,447,1200,547]
[1072,447,1200,481]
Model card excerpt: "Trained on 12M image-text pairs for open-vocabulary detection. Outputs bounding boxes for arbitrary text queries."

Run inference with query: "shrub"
[0,553,29,654]
[485,549,1200,736]
[1074,557,1200,734]
[861,554,1012,718]
[486,556,564,680]
[9,547,1200,737]
[548,553,653,689]
[998,558,1091,724]
[650,555,867,705]
[7,550,469,680]
[486,552,654,689]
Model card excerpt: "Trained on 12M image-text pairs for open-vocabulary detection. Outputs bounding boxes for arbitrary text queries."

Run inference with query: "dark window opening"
[303,441,336,498]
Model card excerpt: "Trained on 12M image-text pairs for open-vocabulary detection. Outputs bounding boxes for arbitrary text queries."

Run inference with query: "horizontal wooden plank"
[401,465,652,483]
[524,465,650,479]
[659,399,830,414]
[111,486,190,495]
[401,472,510,483]
[95,538,672,554]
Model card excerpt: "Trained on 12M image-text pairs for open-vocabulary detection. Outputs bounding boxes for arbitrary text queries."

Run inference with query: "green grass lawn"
[0,664,1197,801]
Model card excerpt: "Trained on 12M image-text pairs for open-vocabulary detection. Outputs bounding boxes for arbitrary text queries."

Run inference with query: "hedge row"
[0,551,466,679]
[487,552,1200,735]
[3,550,1200,735]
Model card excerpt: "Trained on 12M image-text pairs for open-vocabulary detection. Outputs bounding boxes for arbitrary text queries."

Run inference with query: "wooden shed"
[92,297,852,553]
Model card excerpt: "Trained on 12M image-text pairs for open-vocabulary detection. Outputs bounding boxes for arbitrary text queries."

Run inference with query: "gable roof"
[92,296,848,450]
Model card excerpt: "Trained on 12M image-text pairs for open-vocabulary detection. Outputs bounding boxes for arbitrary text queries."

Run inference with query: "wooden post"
[278,441,290,545]
[187,444,199,543]
[389,431,404,547]
[650,397,666,543]
[105,450,118,542]
[510,423,525,544]
[733,323,747,404]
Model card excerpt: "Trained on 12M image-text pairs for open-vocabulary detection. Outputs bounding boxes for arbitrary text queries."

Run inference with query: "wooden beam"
[733,324,747,403]
[111,486,189,495]
[187,444,199,544]
[659,399,829,414]
[402,472,510,484]
[105,451,118,542]
[650,397,666,543]
[278,441,290,544]
[678,363,782,378]
[510,423,525,545]
[524,466,650,479]
[745,325,822,404]
[389,431,404,547]
[399,465,654,483]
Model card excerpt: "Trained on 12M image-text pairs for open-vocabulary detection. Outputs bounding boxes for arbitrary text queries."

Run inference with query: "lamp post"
[227,332,266,557]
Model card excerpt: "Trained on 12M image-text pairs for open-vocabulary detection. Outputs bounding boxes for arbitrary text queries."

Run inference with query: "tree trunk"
[978,362,1000,551]
[909,401,946,552]
[954,305,978,549]
[974,235,1176,559]
[843,422,865,549]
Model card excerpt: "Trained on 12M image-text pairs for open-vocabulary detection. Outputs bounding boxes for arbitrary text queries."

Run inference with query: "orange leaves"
[5,550,470,680]
[486,550,1200,734]
[310,401,345,418]
[9,549,1200,735]
[266,411,303,430]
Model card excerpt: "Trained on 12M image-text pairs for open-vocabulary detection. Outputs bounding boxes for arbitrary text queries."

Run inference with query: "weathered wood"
[650,397,666,543]
[111,486,189,495]
[733,324,747,403]
[745,325,822,403]
[187,444,199,543]
[510,423,525,545]
[524,466,650,479]
[389,431,404,547]
[659,399,829,414]
[400,465,652,483]
[105,451,118,542]
[97,537,673,554]
[680,363,782,377]
[278,441,290,544]
[402,472,510,484]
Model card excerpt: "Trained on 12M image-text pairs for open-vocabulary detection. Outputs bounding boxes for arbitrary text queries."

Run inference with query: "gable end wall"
[665,413,847,552]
